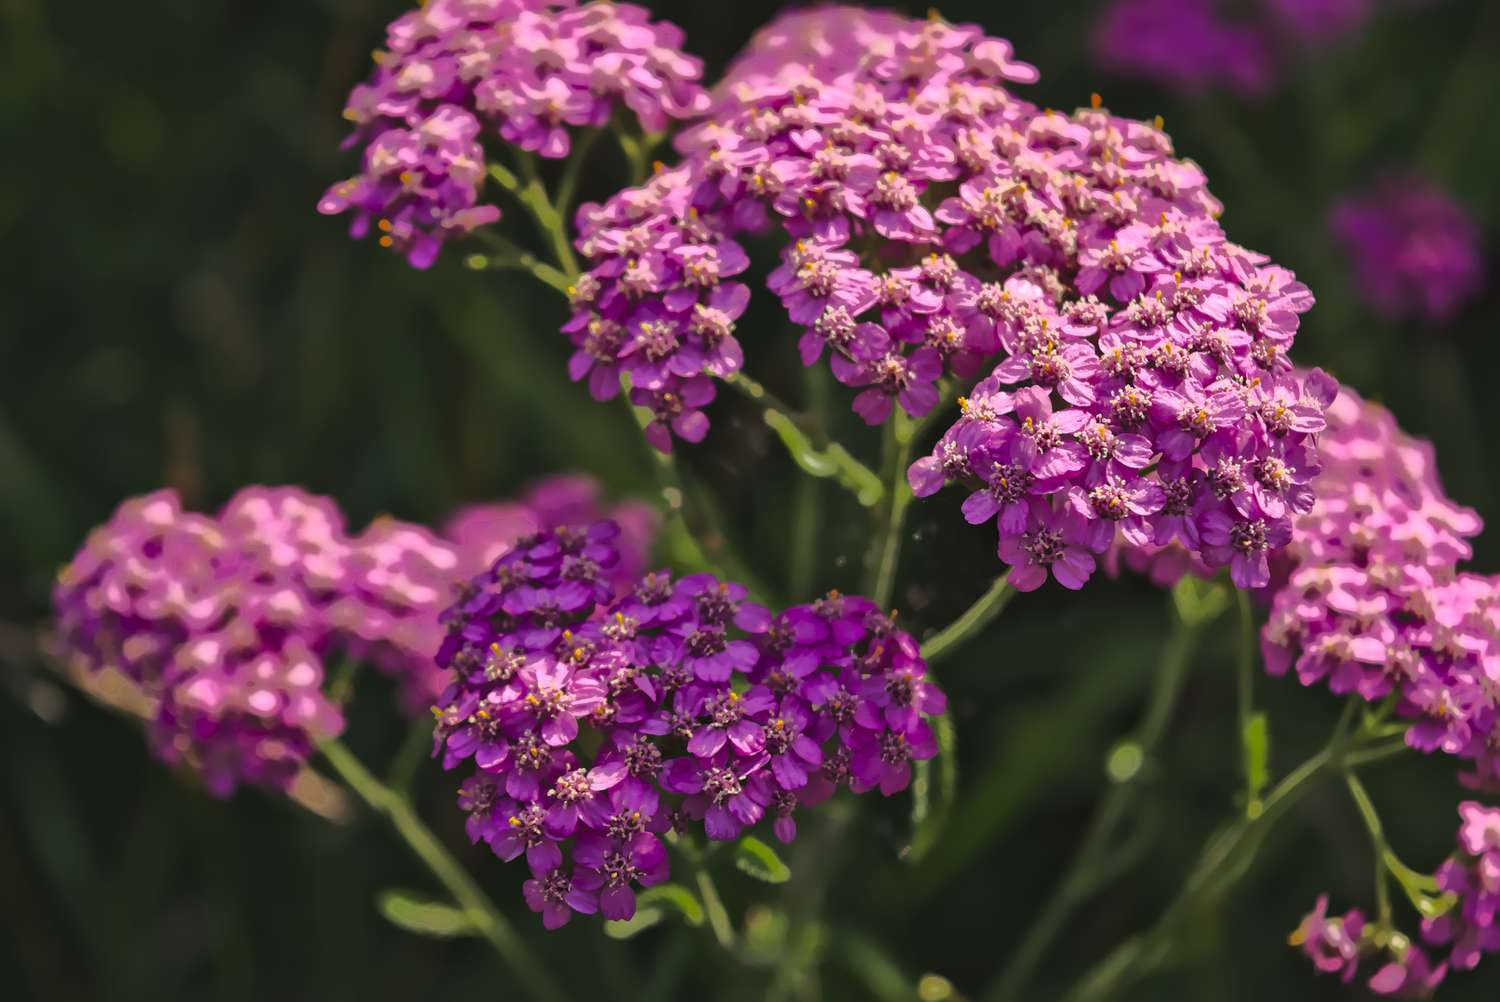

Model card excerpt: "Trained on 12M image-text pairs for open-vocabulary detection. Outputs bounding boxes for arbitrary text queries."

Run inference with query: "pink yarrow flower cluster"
[1293,802,1500,996]
[567,7,1328,593]
[52,477,655,793]
[320,0,710,267]
[432,520,944,929]
[1261,380,1499,788]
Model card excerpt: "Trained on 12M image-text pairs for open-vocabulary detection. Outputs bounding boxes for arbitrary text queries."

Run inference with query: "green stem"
[1234,588,1262,815]
[919,573,1015,666]
[1059,703,1369,1002]
[470,231,572,294]
[553,127,601,219]
[727,372,883,508]
[866,414,917,609]
[318,740,566,1002]
[986,605,1210,1002]
[486,163,579,279]
[1345,771,1393,926]
[618,388,773,600]
[694,866,737,951]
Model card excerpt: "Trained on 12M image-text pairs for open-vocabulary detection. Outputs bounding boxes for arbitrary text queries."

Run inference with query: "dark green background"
[2,1,1497,999]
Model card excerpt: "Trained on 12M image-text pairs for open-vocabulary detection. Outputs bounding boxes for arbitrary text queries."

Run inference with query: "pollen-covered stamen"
[821,747,852,785]
[920,252,960,289]
[823,686,858,724]
[620,258,656,298]
[506,804,548,847]
[583,317,624,363]
[871,170,919,211]
[602,611,639,642]
[763,715,792,755]
[1128,292,1173,329]
[814,589,846,620]
[1177,403,1215,438]
[690,304,735,344]
[462,780,498,816]
[884,669,917,708]
[524,685,572,719]
[695,582,735,624]
[701,766,743,805]
[468,703,506,740]
[513,734,553,775]
[1029,349,1072,387]
[1110,385,1151,427]
[771,789,796,818]
[1209,458,1246,499]
[986,462,1034,504]
[685,626,728,658]
[634,572,673,605]
[796,255,842,297]
[638,319,681,362]
[878,731,912,766]
[562,554,601,584]
[536,868,573,906]
[1256,456,1293,493]
[601,849,644,889]
[705,690,745,731]
[814,305,858,355]
[937,440,973,481]
[682,248,723,287]
[926,315,965,356]
[1230,519,1270,556]
[547,768,591,807]
[1022,527,1066,567]
[624,735,662,778]
[1088,482,1132,521]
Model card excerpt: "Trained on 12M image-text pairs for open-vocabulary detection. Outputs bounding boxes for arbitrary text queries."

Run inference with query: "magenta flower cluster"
[565,6,1329,592]
[1293,802,1500,995]
[1329,175,1485,325]
[320,0,710,267]
[1260,380,1499,789]
[52,477,654,794]
[431,520,944,928]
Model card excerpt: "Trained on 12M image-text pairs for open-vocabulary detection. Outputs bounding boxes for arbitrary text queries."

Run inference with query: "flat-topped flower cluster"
[563,5,1326,590]
[1260,381,1499,790]
[52,477,652,794]
[320,0,710,267]
[431,520,944,927]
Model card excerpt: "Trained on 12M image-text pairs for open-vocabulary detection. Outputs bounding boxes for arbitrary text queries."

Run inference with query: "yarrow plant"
[53,476,653,794]
[40,3,1497,1000]
[431,520,941,926]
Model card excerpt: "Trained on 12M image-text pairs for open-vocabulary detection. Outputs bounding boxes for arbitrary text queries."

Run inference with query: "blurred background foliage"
[2,1,1497,999]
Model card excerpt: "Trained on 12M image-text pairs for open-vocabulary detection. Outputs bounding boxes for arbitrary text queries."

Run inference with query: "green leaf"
[376,889,476,939]
[1244,712,1270,812]
[638,883,706,926]
[735,836,792,884]
[1170,576,1232,626]
[604,908,665,939]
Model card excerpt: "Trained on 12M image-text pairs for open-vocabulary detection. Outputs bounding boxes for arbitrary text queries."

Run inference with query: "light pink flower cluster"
[52,477,656,794]
[1260,381,1499,787]
[320,0,710,267]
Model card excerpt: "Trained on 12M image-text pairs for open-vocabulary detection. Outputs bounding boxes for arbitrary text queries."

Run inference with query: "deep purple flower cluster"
[1090,0,1397,96]
[1260,381,1499,788]
[52,477,656,794]
[320,0,710,267]
[431,520,945,928]
[1329,176,1485,325]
